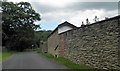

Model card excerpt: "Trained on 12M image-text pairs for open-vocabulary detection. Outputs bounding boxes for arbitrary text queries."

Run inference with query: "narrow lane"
[2,52,67,69]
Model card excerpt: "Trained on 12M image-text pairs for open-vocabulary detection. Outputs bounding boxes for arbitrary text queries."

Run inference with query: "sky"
[7,0,119,30]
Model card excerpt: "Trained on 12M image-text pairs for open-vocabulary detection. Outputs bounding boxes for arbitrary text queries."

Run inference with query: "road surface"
[2,52,67,69]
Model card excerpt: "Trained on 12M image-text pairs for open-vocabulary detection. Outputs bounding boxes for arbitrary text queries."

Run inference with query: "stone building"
[47,15,120,69]
[47,21,77,57]
[60,15,120,69]
[40,41,48,53]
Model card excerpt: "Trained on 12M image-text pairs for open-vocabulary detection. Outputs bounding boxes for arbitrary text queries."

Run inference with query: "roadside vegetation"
[34,30,52,48]
[36,50,94,71]
[0,51,15,62]
[1,1,41,51]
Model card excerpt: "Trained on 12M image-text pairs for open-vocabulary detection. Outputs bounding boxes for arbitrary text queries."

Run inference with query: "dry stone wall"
[61,16,120,69]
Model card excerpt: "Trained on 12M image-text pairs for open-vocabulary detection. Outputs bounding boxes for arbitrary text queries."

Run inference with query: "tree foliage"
[1,1,41,51]
[86,18,90,24]
[93,16,99,22]
[34,30,52,48]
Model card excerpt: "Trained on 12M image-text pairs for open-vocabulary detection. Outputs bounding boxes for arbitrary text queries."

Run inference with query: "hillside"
[35,30,52,42]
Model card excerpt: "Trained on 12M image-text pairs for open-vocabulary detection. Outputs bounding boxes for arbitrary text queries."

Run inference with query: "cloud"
[7,0,120,2]
[40,9,117,27]
[7,0,29,3]
[68,9,118,27]
[7,0,119,30]
[68,2,118,11]
[37,0,74,8]
[31,2,118,20]
[31,2,118,14]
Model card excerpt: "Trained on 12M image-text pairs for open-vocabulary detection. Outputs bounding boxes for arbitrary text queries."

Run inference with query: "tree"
[86,18,90,24]
[1,1,41,51]
[105,17,109,20]
[93,16,99,22]
[34,30,52,48]
[81,21,85,27]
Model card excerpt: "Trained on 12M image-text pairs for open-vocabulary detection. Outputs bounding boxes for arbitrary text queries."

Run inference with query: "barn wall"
[61,16,120,69]
[48,29,60,56]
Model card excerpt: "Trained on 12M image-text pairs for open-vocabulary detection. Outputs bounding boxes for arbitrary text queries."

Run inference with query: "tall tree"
[1,1,41,51]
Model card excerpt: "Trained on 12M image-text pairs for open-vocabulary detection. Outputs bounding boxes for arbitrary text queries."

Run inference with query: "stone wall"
[48,29,60,56]
[61,16,120,69]
[40,42,48,53]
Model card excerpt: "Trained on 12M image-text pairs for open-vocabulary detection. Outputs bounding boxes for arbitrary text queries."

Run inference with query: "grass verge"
[0,51,15,62]
[36,51,94,71]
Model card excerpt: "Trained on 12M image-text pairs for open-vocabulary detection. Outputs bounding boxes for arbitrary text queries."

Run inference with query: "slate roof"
[48,21,77,38]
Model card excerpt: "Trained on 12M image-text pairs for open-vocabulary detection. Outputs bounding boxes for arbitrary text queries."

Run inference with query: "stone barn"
[47,21,77,57]
[40,41,48,53]
[47,15,120,69]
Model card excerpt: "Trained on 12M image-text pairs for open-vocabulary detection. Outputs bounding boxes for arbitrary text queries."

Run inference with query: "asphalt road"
[2,52,67,69]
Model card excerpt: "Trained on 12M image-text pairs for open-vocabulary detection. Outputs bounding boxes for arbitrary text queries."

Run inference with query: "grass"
[36,51,94,71]
[0,51,15,62]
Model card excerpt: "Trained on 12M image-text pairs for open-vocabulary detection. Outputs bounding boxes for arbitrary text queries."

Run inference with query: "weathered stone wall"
[40,42,48,53]
[48,29,60,56]
[61,16,120,69]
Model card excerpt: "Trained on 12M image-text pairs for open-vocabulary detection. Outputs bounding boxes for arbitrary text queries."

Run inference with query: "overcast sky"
[7,0,119,30]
